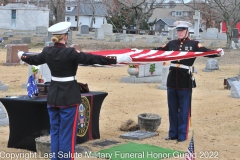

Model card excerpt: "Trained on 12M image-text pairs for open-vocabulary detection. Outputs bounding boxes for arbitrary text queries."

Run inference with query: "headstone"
[193,10,201,40]
[4,44,28,66]
[2,37,8,40]
[206,28,218,39]
[137,63,162,77]
[0,102,9,126]
[36,26,48,36]
[95,28,104,40]
[120,130,158,140]
[10,40,23,44]
[158,65,169,90]
[226,77,239,90]
[232,28,239,43]
[0,81,9,91]
[38,64,51,83]
[230,81,240,98]
[122,25,127,35]
[80,25,89,34]
[123,36,129,42]
[202,58,219,72]
[210,41,217,47]
[3,32,14,37]
[168,28,174,40]
[231,41,237,49]
[67,30,73,46]
[101,24,113,35]
[21,37,31,43]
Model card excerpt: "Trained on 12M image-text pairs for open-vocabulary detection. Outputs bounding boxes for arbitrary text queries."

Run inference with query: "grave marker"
[0,102,9,126]
[4,44,28,66]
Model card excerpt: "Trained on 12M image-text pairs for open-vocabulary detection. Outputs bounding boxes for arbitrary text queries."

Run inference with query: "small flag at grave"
[184,133,195,160]
[27,75,38,98]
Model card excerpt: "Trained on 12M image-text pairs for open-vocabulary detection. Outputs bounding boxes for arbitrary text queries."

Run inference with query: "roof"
[65,2,107,16]
[149,4,193,23]
[159,18,176,26]
[1,3,49,10]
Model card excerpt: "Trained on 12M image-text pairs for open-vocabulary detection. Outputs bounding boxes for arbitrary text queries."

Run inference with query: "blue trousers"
[167,88,191,141]
[47,105,79,160]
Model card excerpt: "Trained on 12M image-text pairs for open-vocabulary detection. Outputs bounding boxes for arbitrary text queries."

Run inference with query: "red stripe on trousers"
[71,105,78,160]
[186,107,190,140]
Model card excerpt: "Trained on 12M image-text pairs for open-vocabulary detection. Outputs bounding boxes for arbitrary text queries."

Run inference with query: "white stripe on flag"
[107,49,144,57]
[147,51,174,58]
[132,50,158,58]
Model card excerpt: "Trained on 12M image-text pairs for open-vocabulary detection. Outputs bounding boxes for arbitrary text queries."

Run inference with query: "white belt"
[170,63,191,70]
[51,76,76,82]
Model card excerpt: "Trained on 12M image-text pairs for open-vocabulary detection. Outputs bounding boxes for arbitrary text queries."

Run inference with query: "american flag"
[21,49,220,63]
[27,75,38,98]
[89,49,220,63]
[184,135,195,160]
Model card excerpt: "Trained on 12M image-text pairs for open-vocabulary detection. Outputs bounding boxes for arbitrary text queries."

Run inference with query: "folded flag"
[27,75,38,98]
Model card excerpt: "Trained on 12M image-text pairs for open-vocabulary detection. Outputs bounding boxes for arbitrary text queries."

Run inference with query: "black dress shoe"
[177,139,186,142]
[165,137,177,140]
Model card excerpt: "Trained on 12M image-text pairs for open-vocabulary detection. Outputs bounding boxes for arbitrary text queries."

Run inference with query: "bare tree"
[103,0,165,32]
[49,0,66,24]
[181,0,240,48]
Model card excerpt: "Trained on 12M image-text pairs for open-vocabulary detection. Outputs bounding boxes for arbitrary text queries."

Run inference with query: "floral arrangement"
[128,64,138,68]
[31,65,39,74]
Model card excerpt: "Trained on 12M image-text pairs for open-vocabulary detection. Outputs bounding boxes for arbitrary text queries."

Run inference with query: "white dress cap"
[173,21,192,30]
[48,22,71,34]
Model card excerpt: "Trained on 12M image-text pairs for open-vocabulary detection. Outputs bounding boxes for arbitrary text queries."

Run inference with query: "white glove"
[18,51,24,59]
[217,48,224,56]
[17,51,25,65]
[116,54,132,63]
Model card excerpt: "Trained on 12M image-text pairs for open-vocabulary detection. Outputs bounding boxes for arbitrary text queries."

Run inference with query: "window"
[67,7,71,10]
[75,16,77,21]
[175,11,182,17]
[12,10,16,19]
[67,17,70,22]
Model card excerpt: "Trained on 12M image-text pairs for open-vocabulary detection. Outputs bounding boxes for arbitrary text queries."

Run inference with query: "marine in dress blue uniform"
[19,22,132,160]
[154,21,224,142]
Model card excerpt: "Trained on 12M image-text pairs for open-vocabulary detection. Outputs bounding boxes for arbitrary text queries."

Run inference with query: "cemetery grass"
[0,35,240,159]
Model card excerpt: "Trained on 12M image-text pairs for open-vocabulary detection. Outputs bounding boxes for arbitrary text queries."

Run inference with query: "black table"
[0,91,108,151]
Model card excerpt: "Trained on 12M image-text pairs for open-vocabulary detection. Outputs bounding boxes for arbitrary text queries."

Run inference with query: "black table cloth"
[0,91,108,151]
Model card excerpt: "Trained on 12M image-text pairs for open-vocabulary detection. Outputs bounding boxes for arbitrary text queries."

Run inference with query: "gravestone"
[158,65,169,90]
[38,64,51,83]
[210,41,217,47]
[202,58,219,72]
[101,24,113,35]
[193,10,201,40]
[67,30,72,46]
[122,26,127,35]
[21,37,31,43]
[95,28,105,40]
[231,41,237,49]
[0,102,9,126]
[230,81,240,98]
[120,130,157,140]
[3,32,14,37]
[80,25,89,35]
[4,44,28,66]
[168,28,174,40]
[121,62,163,83]
[36,26,48,36]
[206,28,218,39]
[10,40,22,44]
[226,77,239,90]
[0,81,9,91]
[232,28,239,43]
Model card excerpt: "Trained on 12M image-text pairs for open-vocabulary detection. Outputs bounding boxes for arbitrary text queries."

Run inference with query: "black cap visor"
[176,27,188,31]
